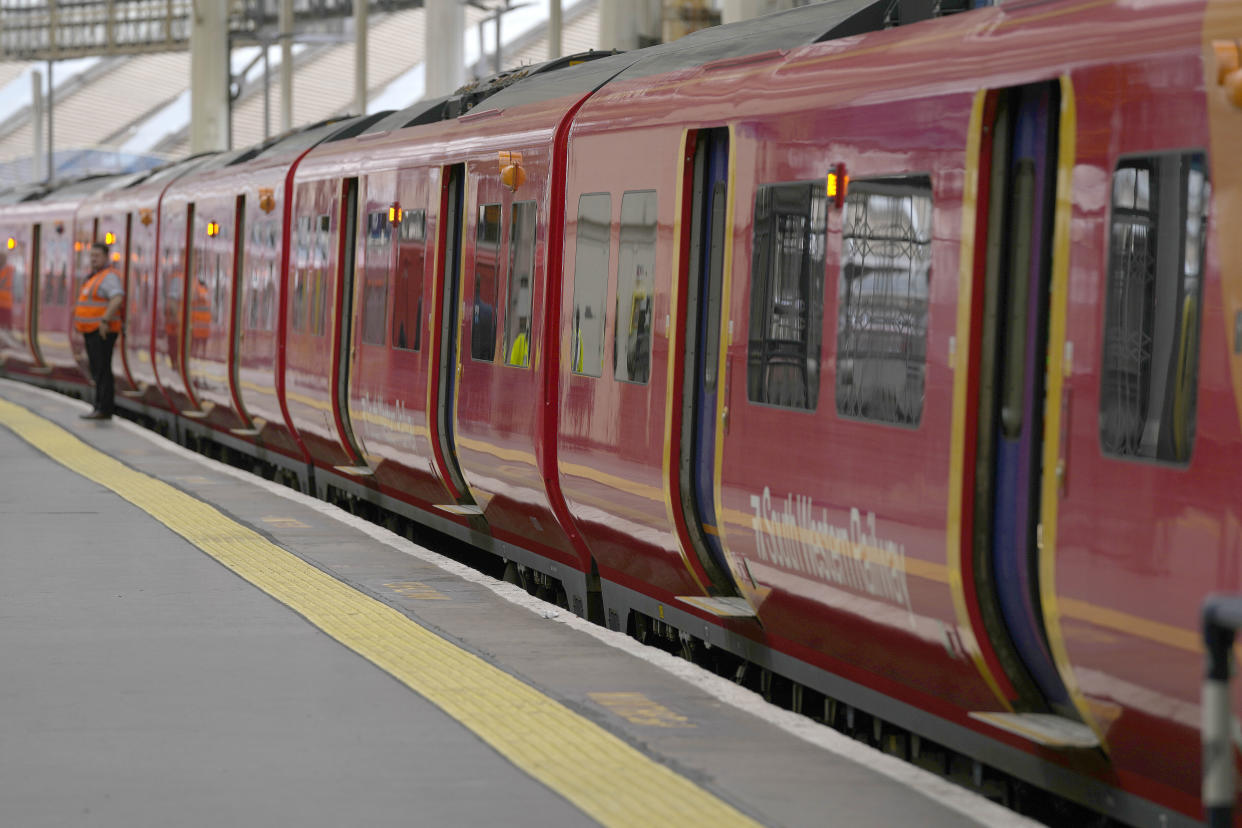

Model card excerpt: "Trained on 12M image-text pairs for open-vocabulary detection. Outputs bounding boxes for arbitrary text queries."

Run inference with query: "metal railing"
[1202,594,1242,827]
[0,0,425,60]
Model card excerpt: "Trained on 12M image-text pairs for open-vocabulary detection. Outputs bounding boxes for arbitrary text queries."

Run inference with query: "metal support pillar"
[354,0,367,115]
[31,70,44,183]
[598,0,640,51]
[549,0,562,60]
[599,0,661,50]
[721,0,797,25]
[263,43,271,140]
[425,0,464,99]
[46,61,53,181]
[280,0,293,133]
[189,0,229,153]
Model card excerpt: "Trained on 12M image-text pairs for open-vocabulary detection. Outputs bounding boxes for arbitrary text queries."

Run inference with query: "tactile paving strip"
[0,398,761,828]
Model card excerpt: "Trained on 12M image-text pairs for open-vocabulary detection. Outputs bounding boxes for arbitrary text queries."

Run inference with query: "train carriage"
[3,0,1241,823]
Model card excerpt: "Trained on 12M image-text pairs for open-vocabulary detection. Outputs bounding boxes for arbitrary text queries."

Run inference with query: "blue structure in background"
[0,149,166,193]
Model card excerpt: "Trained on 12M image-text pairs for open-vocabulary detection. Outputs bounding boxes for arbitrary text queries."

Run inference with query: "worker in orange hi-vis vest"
[74,242,125,421]
[0,251,14,330]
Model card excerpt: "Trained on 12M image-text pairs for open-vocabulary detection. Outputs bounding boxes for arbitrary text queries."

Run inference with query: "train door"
[676,128,743,598]
[23,223,40,360]
[431,163,474,503]
[0,223,30,361]
[332,176,370,470]
[69,216,100,377]
[967,82,1088,732]
[113,212,139,392]
[34,219,72,372]
[227,195,252,426]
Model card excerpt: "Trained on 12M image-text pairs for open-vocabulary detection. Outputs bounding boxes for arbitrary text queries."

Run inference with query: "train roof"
[357,0,940,133]
[0,181,51,205]
[607,0,899,82]
[463,52,635,114]
[43,174,125,199]
[251,111,394,160]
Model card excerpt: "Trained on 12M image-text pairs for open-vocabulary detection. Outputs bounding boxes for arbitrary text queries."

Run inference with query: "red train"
[2,0,1240,823]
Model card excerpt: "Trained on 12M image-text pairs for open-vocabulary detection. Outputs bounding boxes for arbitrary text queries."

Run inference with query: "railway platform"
[0,378,1035,828]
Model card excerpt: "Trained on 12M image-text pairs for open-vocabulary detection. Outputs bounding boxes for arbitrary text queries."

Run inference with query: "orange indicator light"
[827,164,848,208]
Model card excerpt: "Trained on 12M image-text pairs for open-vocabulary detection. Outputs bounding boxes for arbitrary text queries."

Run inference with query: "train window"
[311,213,331,337]
[44,228,70,307]
[245,217,279,332]
[359,210,391,346]
[614,190,657,384]
[1100,151,1209,464]
[400,209,425,243]
[471,202,502,362]
[503,201,536,368]
[833,175,932,426]
[292,214,311,333]
[392,208,426,351]
[1,248,24,318]
[571,193,611,377]
[747,181,827,409]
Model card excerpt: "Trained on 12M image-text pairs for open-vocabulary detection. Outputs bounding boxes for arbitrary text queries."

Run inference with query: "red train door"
[674,127,746,602]
[430,163,473,502]
[964,82,1093,742]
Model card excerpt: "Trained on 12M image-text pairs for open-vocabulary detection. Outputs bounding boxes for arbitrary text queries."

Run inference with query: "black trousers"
[84,329,118,416]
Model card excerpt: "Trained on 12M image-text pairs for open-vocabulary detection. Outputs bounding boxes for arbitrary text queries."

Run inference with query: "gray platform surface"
[0,379,1025,828]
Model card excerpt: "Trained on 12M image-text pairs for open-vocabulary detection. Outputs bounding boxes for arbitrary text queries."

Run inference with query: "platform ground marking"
[0,397,761,828]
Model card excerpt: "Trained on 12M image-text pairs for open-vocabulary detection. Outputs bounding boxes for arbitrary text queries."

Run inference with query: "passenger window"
[392,209,425,351]
[291,214,311,333]
[359,210,391,346]
[503,201,536,368]
[834,175,932,427]
[1,250,24,308]
[614,190,657,384]
[245,217,279,332]
[471,202,501,362]
[571,193,611,377]
[311,213,331,336]
[1100,151,1209,464]
[747,181,827,409]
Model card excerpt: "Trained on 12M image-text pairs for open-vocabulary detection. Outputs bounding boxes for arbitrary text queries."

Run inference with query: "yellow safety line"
[0,396,761,828]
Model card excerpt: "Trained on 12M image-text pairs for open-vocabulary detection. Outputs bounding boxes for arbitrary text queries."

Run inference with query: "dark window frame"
[833,174,933,428]
[392,207,427,352]
[1098,149,1209,466]
[570,192,612,378]
[745,179,828,411]
[613,189,658,385]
